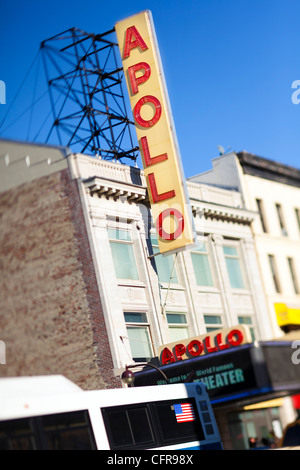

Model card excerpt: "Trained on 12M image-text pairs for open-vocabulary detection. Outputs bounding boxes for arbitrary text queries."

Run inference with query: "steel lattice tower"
[40,27,139,162]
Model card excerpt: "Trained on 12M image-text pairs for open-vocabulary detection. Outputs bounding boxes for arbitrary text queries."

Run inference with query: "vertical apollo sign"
[115,11,196,255]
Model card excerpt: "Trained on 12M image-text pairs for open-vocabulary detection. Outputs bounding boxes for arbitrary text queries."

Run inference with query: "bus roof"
[0,375,83,400]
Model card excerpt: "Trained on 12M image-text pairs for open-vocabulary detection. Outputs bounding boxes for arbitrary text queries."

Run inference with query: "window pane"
[103,409,133,448]
[223,246,245,289]
[124,312,148,323]
[276,204,288,236]
[102,404,156,450]
[225,257,245,288]
[166,314,187,324]
[42,411,96,450]
[238,316,256,341]
[151,237,178,284]
[268,254,281,293]
[0,418,37,450]
[168,327,189,342]
[191,252,213,287]
[110,242,139,280]
[204,315,222,325]
[154,399,205,444]
[287,257,299,294]
[256,199,268,233]
[238,316,252,325]
[204,314,222,333]
[126,326,153,362]
[223,246,238,256]
[127,408,154,445]
[108,228,131,241]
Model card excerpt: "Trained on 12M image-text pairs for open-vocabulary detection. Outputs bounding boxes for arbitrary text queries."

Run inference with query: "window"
[150,235,178,284]
[256,199,268,233]
[0,418,38,450]
[223,246,245,289]
[204,315,223,332]
[268,254,281,293]
[102,398,205,450]
[275,203,288,236]
[42,411,96,450]
[124,312,153,362]
[191,244,214,287]
[108,228,139,280]
[102,405,155,449]
[154,399,205,444]
[166,313,189,341]
[238,316,256,341]
[0,411,96,450]
[287,257,299,294]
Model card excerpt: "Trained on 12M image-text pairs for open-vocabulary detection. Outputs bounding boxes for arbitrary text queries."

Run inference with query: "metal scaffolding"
[40,27,139,162]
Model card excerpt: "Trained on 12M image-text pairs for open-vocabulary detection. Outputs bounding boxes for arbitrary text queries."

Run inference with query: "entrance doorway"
[228,407,282,449]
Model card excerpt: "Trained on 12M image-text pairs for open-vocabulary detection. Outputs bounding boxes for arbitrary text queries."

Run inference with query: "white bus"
[0,375,223,450]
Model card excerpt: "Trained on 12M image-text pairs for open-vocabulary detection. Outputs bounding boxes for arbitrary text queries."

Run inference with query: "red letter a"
[123,26,148,59]
[161,348,175,365]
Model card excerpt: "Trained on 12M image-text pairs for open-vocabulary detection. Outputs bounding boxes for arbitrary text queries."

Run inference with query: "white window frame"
[223,242,247,290]
[166,312,190,342]
[150,233,179,285]
[108,227,140,281]
[190,241,215,288]
[238,315,256,342]
[203,314,224,333]
[124,312,154,363]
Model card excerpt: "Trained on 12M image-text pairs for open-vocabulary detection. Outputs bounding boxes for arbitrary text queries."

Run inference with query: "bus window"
[102,398,207,450]
[0,411,96,450]
[102,405,156,449]
[154,399,205,445]
[0,418,38,450]
[41,411,97,450]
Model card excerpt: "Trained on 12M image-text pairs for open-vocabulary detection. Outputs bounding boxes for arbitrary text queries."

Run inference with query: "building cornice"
[84,175,149,204]
[237,151,300,188]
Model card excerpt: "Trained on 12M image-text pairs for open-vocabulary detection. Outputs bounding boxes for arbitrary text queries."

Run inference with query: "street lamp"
[121,363,169,386]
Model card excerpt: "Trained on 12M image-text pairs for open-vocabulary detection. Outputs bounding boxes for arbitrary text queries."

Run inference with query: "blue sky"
[0,0,299,178]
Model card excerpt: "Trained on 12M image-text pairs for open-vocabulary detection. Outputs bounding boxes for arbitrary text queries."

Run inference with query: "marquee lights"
[115,10,196,255]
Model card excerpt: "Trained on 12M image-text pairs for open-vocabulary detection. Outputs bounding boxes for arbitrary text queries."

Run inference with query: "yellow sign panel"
[275,303,300,327]
[115,10,196,255]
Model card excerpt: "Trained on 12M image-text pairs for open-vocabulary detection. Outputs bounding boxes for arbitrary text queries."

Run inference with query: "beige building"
[70,151,273,375]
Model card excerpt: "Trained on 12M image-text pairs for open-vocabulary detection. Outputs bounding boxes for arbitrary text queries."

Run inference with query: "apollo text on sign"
[115,11,196,255]
[158,325,252,366]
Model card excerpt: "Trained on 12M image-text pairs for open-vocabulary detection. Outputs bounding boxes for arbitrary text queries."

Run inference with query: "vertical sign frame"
[115,10,196,255]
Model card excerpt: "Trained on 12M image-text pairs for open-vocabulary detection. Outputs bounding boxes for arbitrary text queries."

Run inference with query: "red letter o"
[156,208,184,241]
[134,95,162,128]
[227,329,244,347]
[187,340,204,357]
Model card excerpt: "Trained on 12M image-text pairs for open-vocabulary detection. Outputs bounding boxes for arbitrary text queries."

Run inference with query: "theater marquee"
[158,326,253,366]
[115,10,196,255]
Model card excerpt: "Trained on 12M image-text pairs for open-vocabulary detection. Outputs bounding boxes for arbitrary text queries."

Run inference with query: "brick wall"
[0,167,121,390]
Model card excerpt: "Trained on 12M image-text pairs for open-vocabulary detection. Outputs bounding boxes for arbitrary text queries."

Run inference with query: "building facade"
[188,151,300,339]
[70,151,274,377]
[1,139,299,449]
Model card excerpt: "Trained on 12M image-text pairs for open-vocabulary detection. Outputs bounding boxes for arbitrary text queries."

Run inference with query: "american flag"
[173,403,196,423]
